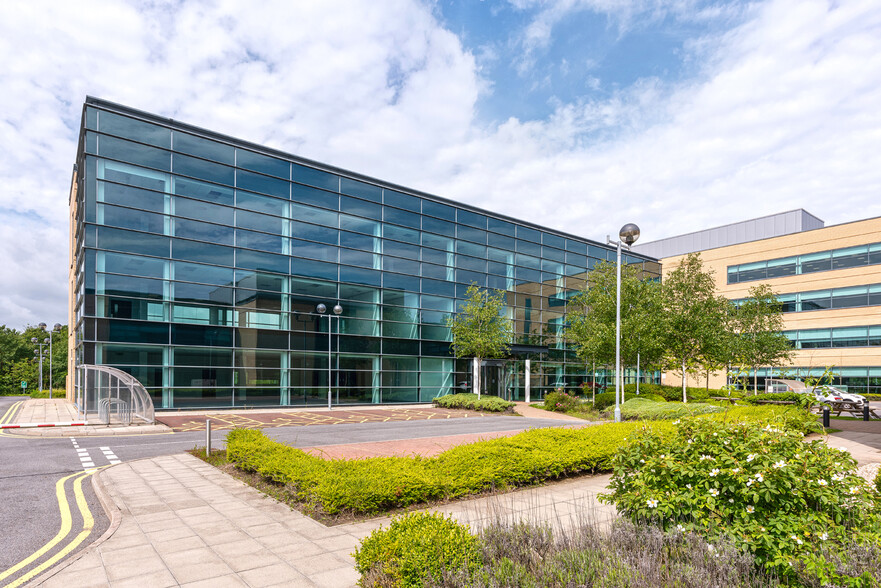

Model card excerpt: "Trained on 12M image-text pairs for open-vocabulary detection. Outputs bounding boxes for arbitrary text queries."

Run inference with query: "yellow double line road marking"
[0,466,104,587]
[0,401,23,435]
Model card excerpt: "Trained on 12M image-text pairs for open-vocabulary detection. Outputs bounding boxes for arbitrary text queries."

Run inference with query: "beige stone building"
[636,211,881,393]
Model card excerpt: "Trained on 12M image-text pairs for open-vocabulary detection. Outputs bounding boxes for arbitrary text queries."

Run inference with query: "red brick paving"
[301,429,526,460]
[155,407,493,432]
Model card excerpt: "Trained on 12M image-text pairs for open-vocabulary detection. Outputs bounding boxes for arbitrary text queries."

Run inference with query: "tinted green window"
[86,106,98,131]
[421,249,449,267]
[173,282,233,305]
[98,227,169,257]
[340,266,381,286]
[101,204,165,234]
[236,229,285,254]
[456,210,485,229]
[565,252,587,267]
[98,111,170,148]
[172,238,233,266]
[102,344,163,365]
[237,170,289,199]
[341,195,382,220]
[543,246,565,263]
[294,184,339,209]
[174,218,234,245]
[487,232,515,250]
[340,249,375,268]
[175,197,235,225]
[292,203,338,226]
[457,241,486,258]
[383,224,419,244]
[173,132,235,164]
[488,218,516,237]
[100,181,165,213]
[517,226,541,243]
[421,263,448,281]
[174,347,232,367]
[290,220,337,245]
[290,239,337,262]
[421,278,455,297]
[174,261,234,286]
[422,216,455,237]
[292,163,338,192]
[831,287,868,309]
[543,233,565,249]
[236,210,286,235]
[291,259,337,280]
[383,256,419,274]
[173,177,234,206]
[457,226,486,244]
[340,231,376,252]
[171,324,232,346]
[236,149,290,179]
[173,153,234,186]
[235,249,289,274]
[101,319,168,344]
[100,252,166,279]
[384,207,420,229]
[236,191,287,216]
[384,190,420,212]
[422,200,455,220]
[99,135,171,171]
[100,274,164,299]
[102,163,167,192]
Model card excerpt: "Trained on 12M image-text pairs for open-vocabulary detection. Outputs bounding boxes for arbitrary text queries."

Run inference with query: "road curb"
[30,466,123,587]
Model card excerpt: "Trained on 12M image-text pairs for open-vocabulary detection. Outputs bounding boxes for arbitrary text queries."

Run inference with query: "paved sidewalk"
[35,453,614,588]
[10,399,170,437]
[513,401,594,422]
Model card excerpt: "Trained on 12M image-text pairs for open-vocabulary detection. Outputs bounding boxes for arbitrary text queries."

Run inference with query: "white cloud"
[0,0,880,329]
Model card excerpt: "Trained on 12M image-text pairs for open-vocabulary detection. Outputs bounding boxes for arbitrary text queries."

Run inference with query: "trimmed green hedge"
[617,398,723,421]
[225,405,820,517]
[226,422,669,516]
[432,393,515,413]
[741,391,804,404]
[594,391,665,410]
[622,383,740,402]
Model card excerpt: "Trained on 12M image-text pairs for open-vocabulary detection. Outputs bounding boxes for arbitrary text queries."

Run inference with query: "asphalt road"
[0,400,570,584]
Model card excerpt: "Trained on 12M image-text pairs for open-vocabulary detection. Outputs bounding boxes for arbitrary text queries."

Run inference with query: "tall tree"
[565,261,666,380]
[731,284,792,393]
[661,253,729,402]
[446,284,512,398]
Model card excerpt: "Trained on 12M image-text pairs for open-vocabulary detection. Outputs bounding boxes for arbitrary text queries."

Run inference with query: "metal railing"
[75,365,155,425]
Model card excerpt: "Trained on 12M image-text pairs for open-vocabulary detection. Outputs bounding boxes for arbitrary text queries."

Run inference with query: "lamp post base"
[614,406,621,423]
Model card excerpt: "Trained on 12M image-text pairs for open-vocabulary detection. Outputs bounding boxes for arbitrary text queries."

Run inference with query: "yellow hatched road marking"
[0,400,24,436]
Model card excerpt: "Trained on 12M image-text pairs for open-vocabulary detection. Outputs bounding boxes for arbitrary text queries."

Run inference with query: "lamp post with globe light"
[316,304,343,410]
[607,223,640,423]
[31,336,49,395]
[36,323,63,399]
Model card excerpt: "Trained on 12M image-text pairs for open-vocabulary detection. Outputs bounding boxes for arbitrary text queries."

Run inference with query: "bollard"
[822,407,830,428]
[864,403,870,422]
[206,419,212,456]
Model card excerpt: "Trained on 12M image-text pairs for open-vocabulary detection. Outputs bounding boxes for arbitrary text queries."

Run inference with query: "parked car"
[808,385,866,407]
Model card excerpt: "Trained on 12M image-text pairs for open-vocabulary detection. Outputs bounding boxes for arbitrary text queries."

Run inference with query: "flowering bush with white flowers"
[600,418,881,584]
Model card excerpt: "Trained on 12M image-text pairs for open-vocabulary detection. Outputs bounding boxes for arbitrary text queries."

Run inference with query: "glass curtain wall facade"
[70,98,659,409]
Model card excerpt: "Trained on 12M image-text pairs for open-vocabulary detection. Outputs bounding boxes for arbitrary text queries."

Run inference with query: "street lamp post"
[31,336,49,395]
[316,303,343,410]
[607,223,640,423]
[37,323,63,399]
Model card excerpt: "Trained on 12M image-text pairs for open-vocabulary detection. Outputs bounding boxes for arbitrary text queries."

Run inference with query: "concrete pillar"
[525,359,531,404]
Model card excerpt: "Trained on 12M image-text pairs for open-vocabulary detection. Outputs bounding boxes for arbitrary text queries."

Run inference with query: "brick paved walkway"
[155,407,495,432]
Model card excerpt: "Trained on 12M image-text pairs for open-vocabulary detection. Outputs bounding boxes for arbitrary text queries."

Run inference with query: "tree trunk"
[682,359,687,403]
[753,368,758,395]
[473,357,481,399]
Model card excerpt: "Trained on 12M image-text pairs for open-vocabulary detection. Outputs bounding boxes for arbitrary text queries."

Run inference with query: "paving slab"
[33,426,881,587]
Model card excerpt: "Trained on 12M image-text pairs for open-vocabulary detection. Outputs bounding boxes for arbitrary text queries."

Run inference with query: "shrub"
[742,392,804,405]
[594,391,665,410]
[616,398,723,421]
[600,418,881,583]
[542,389,581,412]
[226,422,671,516]
[623,383,737,402]
[354,512,481,587]
[433,393,515,413]
[876,467,881,494]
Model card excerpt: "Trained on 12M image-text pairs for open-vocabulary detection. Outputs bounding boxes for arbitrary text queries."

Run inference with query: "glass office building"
[70,97,660,409]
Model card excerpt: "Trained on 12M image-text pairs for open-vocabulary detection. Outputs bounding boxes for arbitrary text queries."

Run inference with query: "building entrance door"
[482,360,513,400]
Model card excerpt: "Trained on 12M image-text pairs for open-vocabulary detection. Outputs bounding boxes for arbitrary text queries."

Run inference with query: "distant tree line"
[0,325,68,395]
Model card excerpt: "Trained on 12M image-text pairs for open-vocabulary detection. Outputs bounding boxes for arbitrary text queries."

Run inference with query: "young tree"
[661,253,729,403]
[565,261,666,382]
[446,284,513,398]
[731,284,792,393]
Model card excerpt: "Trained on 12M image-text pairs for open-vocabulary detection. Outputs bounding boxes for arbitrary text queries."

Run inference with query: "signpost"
[20,381,27,391]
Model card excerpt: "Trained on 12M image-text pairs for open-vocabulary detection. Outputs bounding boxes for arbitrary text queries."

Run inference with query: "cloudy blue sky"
[1,0,879,329]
